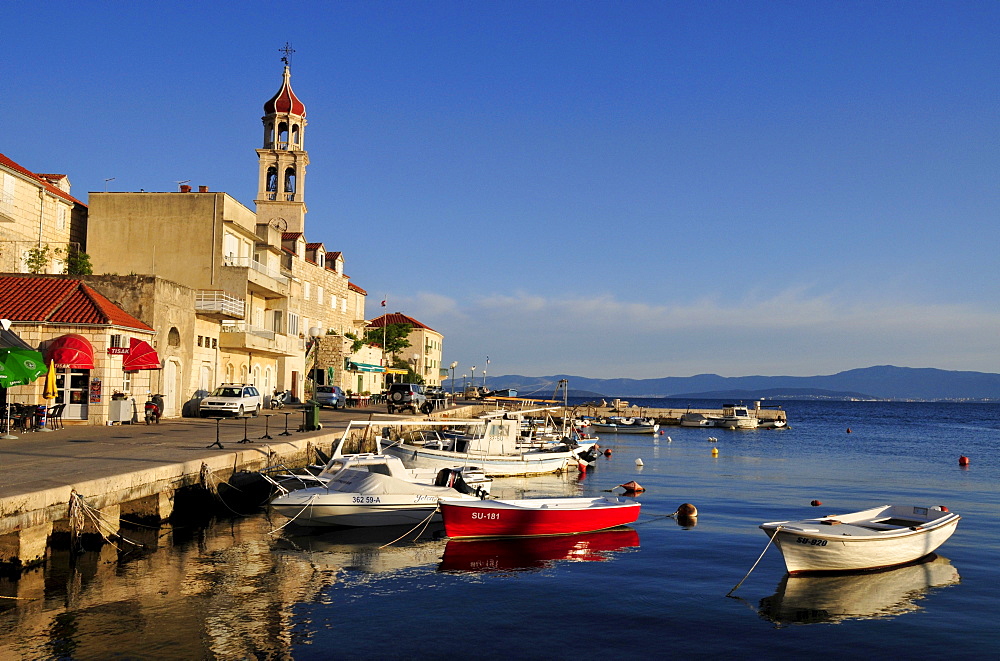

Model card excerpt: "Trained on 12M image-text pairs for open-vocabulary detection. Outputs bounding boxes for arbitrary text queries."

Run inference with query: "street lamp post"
[462,374,467,395]
[470,365,477,392]
[412,353,420,381]
[449,361,458,395]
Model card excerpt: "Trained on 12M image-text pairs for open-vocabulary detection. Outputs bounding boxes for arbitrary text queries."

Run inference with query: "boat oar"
[727,525,781,597]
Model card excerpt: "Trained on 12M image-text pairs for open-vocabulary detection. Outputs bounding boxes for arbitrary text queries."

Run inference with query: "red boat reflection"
[439,527,640,573]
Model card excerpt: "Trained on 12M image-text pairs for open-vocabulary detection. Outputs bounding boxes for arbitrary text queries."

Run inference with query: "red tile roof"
[306,242,324,251]
[0,153,86,207]
[348,282,367,295]
[367,312,435,332]
[282,232,303,241]
[0,276,153,331]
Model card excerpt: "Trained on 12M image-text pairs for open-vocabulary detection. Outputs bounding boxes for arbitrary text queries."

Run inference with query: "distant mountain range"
[445,366,1000,401]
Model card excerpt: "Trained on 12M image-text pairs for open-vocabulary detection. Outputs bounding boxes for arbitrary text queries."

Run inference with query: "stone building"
[367,313,445,387]
[0,153,88,274]
[84,62,381,413]
[0,275,161,425]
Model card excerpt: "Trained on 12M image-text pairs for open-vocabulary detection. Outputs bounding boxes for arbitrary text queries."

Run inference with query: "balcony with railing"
[219,322,300,356]
[222,255,290,297]
[195,290,246,319]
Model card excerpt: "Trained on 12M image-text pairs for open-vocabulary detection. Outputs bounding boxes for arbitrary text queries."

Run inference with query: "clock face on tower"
[269,217,288,233]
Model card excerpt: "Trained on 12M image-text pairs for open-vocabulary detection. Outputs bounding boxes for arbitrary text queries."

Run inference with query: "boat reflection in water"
[439,527,640,573]
[758,554,960,625]
[275,524,448,577]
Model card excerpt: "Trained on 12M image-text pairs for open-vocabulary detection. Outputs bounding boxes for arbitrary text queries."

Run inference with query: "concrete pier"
[0,409,350,570]
[0,398,787,569]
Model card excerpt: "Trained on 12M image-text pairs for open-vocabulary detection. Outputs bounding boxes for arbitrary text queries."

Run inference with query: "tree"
[364,323,413,356]
[24,245,53,274]
[64,248,93,275]
[391,356,424,384]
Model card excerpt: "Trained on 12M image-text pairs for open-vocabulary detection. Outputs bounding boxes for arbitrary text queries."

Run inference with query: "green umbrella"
[0,348,47,388]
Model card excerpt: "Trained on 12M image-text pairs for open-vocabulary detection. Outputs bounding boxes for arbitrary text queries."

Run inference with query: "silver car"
[199,384,263,417]
[314,385,344,409]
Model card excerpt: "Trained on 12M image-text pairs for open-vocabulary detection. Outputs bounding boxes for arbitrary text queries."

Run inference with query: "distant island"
[446,366,1000,402]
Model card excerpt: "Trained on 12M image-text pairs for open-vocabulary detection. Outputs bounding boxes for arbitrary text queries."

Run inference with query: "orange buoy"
[619,480,644,493]
[811,500,822,507]
[958,455,970,466]
[846,428,852,433]
[676,502,698,517]
[659,430,664,435]
[603,448,613,457]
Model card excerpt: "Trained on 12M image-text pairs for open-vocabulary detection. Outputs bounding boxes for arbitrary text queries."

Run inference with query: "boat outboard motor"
[435,467,457,488]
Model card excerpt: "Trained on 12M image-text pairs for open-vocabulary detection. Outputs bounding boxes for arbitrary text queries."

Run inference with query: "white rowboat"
[759,504,960,574]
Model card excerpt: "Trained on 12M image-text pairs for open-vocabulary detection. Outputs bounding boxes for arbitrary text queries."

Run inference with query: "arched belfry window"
[266,166,278,200]
[266,122,275,148]
[278,122,289,149]
[284,167,296,200]
[292,125,300,146]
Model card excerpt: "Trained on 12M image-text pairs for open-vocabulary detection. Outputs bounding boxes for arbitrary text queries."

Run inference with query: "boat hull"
[440,497,641,538]
[760,505,961,574]
[384,443,571,477]
[271,489,473,527]
[590,423,659,434]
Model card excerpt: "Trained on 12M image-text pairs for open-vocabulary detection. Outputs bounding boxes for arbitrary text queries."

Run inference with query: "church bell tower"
[256,45,309,234]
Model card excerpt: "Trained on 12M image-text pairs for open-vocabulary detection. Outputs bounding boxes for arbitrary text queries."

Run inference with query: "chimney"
[179,184,192,193]
[198,185,209,192]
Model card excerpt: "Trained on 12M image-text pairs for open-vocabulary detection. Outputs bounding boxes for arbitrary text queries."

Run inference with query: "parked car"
[464,385,488,399]
[314,385,345,409]
[386,383,432,414]
[199,384,263,417]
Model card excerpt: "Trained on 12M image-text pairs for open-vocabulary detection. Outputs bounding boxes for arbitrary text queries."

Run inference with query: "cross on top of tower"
[279,42,295,66]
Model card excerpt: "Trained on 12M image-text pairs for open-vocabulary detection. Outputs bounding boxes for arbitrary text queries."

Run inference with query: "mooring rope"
[727,525,782,597]
[378,505,441,549]
[67,491,144,551]
[267,493,318,535]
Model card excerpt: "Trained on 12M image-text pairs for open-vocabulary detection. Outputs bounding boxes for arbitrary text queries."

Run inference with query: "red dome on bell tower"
[264,65,306,117]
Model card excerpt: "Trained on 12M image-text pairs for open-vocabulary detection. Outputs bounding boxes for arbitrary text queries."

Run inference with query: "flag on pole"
[381,299,386,307]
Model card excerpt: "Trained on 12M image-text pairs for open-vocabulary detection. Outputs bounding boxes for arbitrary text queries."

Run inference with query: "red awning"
[46,333,95,369]
[123,337,161,371]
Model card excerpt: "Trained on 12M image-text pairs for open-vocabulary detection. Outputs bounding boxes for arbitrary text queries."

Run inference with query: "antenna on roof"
[279,42,295,66]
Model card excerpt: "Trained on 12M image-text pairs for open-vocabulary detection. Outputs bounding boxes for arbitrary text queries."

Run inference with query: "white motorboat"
[718,404,759,429]
[590,417,659,434]
[679,412,722,427]
[378,417,592,477]
[269,452,490,527]
[759,504,961,574]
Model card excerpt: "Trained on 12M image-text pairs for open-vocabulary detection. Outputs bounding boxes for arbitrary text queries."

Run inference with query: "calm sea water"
[1,400,997,659]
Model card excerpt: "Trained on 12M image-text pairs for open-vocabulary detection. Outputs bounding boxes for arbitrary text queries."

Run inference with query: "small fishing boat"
[719,404,759,429]
[269,453,490,527]
[679,412,721,427]
[590,417,659,434]
[759,504,961,574]
[439,496,641,538]
[382,416,592,477]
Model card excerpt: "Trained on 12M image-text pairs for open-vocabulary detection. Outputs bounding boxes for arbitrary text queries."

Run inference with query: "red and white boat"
[439,496,641,539]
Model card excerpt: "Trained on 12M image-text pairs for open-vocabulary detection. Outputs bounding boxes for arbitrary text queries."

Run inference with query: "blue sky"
[6,1,999,378]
